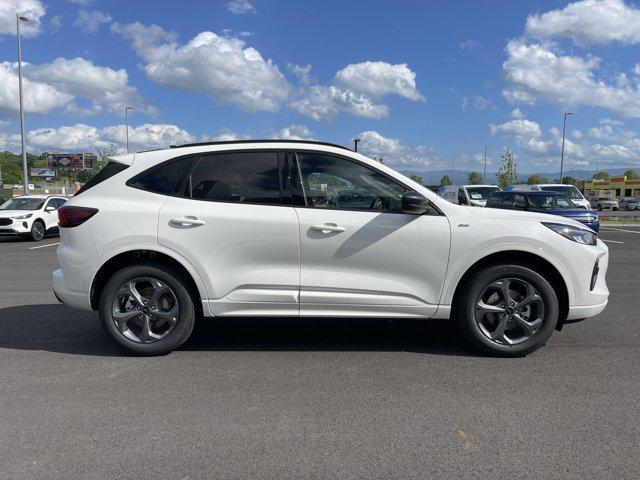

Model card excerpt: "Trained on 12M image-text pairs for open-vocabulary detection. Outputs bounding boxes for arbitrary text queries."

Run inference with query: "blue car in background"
[486,191,599,232]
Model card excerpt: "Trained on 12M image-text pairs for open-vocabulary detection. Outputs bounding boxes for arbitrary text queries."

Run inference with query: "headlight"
[12,213,33,220]
[542,222,597,246]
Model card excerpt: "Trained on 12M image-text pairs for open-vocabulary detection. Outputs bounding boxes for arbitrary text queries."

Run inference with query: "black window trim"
[290,149,443,216]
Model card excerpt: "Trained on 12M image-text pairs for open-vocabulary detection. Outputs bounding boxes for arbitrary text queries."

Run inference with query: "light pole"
[125,107,133,153]
[353,138,360,152]
[559,112,573,184]
[483,144,490,184]
[451,157,456,183]
[17,14,29,194]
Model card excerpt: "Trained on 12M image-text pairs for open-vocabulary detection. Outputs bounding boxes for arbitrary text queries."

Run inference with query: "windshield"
[465,186,501,200]
[624,197,638,203]
[0,197,45,211]
[527,194,575,209]
[540,185,583,199]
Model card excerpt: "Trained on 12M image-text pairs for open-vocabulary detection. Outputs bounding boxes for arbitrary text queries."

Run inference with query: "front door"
[292,151,451,318]
[157,150,300,317]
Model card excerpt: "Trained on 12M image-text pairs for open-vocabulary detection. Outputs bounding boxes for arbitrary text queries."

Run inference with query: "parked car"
[617,197,639,211]
[0,195,67,241]
[509,184,591,209]
[486,191,599,232]
[438,184,501,207]
[329,188,375,209]
[52,140,609,357]
[590,197,619,211]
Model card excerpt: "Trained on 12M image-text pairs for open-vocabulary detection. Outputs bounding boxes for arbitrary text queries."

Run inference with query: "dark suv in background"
[486,191,599,232]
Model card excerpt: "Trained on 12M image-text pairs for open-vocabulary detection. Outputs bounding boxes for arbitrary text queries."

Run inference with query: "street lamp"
[353,138,360,152]
[125,107,134,153]
[451,157,456,183]
[559,112,573,184]
[17,14,29,194]
[483,144,491,184]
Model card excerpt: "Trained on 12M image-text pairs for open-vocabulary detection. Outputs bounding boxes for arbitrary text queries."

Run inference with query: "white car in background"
[510,184,591,209]
[438,184,502,207]
[52,140,609,357]
[0,195,67,241]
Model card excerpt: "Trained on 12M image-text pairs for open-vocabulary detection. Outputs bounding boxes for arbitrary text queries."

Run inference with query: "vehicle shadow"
[0,303,475,357]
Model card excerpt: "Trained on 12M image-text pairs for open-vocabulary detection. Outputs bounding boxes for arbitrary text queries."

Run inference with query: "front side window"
[187,152,283,205]
[296,153,406,213]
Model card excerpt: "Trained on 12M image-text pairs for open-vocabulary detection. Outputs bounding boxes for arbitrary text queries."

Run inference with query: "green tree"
[593,171,610,180]
[467,171,483,185]
[526,173,550,185]
[561,176,577,185]
[409,174,423,185]
[439,175,452,186]
[496,147,518,188]
[623,168,639,179]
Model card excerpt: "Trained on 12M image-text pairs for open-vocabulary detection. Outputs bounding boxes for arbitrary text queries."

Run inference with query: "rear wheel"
[455,264,559,357]
[30,220,45,241]
[98,263,196,355]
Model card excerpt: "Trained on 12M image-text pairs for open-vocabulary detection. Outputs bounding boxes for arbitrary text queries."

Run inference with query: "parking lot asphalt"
[1,229,639,479]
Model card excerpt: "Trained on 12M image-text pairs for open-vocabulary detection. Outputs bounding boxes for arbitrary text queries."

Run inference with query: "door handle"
[170,216,205,227]
[310,223,346,234]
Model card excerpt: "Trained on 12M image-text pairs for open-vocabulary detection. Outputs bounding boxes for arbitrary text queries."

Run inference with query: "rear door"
[156,150,300,316]
[291,151,451,318]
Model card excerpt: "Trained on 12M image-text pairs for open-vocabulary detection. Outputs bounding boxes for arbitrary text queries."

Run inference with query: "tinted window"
[46,198,66,209]
[187,152,282,205]
[296,153,406,212]
[75,161,129,196]
[128,157,193,195]
[514,194,526,208]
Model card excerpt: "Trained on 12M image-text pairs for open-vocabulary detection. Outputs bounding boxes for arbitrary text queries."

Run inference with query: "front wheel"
[454,264,559,357]
[98,263,196,355]
[30,220,45,241]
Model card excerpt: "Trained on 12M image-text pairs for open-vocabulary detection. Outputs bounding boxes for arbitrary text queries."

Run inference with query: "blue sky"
[0,0,639,174]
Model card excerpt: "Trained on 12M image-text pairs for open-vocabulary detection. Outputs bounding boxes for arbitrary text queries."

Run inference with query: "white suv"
[52,141,609,356]
[0,195,67,241]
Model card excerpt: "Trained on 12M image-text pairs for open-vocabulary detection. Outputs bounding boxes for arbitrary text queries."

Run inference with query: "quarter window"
[295,153,406,212]
[187,152,283,205]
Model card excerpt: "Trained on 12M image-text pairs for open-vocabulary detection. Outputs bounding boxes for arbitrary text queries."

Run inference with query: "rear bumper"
[52,268,92,311]
[566,300,608,321]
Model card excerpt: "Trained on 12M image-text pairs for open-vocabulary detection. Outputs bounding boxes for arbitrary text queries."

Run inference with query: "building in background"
[583,176,640,200]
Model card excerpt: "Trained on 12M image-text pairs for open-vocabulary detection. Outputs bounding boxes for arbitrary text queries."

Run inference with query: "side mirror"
[402,191,429,214]
[45,206,56,212]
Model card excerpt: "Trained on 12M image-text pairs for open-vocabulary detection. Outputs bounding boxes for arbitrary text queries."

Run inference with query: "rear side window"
[186,152,283,205]
[128,156,193,195]
[75,161,129,196]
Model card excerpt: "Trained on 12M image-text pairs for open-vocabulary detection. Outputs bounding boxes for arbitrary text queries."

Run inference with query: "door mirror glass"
[402,191,429,214]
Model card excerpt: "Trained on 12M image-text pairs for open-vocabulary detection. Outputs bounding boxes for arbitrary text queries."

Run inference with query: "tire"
[454,264,559,357]
[30,220,45,241]
[98,263,196,355]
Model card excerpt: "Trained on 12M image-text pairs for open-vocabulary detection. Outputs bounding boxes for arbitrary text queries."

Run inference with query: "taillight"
[58,206,99,228]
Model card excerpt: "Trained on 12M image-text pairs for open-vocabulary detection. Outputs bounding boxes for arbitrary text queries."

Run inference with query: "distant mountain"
[399,167,638,186]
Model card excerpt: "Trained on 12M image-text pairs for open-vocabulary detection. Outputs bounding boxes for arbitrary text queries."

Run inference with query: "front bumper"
[52,269,92,310]
[0,221,31,234]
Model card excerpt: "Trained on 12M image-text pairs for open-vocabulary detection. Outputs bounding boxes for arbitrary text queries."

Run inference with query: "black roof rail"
[168,139,353,151]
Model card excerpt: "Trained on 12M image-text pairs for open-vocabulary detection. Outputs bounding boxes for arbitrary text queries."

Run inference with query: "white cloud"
[502,39,640,118]
[49,14,62,31]
[0,0,46,37]
[271,124,314,140]
[112,23,289,112]
[75,9,111,34]
[0,58,154,119]
[112,22,425,121]
[460,40,482,50]
[226,0,256,15]
[510,108,525,118]
[356,130,436,170]
[333,62,424,102]
[68,0,92,4]
[525,0,640,46]
[0,123,195,153]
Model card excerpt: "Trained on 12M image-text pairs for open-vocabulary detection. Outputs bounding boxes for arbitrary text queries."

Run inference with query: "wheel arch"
[448,249,571,323]
[89,247,207,312]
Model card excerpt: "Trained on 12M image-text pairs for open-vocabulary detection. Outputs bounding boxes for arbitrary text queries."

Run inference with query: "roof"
[168,139,352,151]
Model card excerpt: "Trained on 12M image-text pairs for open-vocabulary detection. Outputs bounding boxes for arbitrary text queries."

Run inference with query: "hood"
[528,208,597,217]
[0,210,32,218]
[468,206,588,230]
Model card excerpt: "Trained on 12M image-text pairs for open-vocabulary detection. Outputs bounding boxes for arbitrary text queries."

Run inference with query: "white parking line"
[601,239,624,244]
[600,227,640,234]
[29,242,60,250]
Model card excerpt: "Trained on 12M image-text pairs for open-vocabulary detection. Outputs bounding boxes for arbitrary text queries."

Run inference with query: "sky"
[0,0,639,174]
